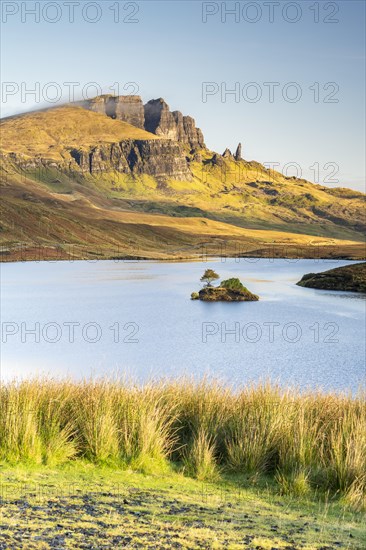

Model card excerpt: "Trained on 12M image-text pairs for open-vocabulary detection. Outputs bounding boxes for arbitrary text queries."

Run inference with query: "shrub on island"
[191,272,259,301]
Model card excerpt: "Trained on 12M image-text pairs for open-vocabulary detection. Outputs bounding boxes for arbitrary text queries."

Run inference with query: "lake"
[1,258,365,393]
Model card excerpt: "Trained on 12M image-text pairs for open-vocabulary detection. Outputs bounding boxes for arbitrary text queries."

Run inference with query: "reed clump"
[0,378,364,509]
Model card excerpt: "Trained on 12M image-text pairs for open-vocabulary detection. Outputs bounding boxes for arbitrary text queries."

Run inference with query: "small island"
[296,262,366,293]
[191,269,259,302]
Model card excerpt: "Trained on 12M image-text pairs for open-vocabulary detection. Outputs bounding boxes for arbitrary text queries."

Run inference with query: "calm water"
[1,259,365,392]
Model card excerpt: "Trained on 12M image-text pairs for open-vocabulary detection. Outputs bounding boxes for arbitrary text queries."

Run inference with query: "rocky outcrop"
[222,148,234,160]
[177,113,205,149]
[234,143,242,161]
[79,95,145,129]
[191,278,259,302]
[7,139,192,181]
[296,262,366,292]
[122,140,192,180]
[78,95,205,149]
[114,96,145,129]
[144,99,177,140]
[193,286,259,301]
[79,95,104,115]
[211,153,224,166]
[69,139,192,181]
[144,98,205,149]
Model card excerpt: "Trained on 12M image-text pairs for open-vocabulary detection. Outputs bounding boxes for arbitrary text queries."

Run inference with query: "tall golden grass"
[0,378,364,509]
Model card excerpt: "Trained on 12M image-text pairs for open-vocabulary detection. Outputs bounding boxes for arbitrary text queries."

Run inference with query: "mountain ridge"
[1,96,365,261]
[77,95,205,149]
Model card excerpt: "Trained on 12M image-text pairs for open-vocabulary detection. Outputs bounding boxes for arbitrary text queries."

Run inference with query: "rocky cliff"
[80,96,205,149]
[144,98,205,149]
[69,139,192,181]
[78,95,145,129]
[1,98,365,259]
[4,139,192,182]
[0,105,194,182]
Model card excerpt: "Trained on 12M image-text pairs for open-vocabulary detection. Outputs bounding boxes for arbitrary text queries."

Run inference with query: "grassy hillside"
[1,105,365,260]
[1,171,364,261]
[0,106,159,160]
[297,262,366,292]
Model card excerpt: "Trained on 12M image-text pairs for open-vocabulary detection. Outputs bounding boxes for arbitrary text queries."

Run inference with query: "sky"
[1,0,365,191]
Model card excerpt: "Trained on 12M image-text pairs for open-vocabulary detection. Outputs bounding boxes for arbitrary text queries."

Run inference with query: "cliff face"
[69,139,193,181]
[79,95,145,129]
[144,98,205,149]
[0,103,194,182]
[6,139,193,182]
[80,96,205,149]
[1,100,366,261]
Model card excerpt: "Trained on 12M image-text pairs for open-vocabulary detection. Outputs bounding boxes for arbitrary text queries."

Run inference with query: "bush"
[220,278,248,292]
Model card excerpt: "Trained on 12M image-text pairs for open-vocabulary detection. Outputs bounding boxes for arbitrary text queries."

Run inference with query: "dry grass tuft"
[0,377,364,509]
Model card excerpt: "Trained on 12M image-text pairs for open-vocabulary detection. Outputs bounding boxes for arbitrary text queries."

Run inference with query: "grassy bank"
[1,462,365,549]
[0,379,365,513]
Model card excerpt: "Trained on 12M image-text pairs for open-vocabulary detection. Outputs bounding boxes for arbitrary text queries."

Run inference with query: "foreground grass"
[0,379,365,512]
[0,462,365,549]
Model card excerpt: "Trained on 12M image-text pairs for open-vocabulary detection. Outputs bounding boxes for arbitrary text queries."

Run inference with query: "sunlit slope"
[0,106,159,159]
[1,171,364,261]
[0,105,365,259]
[184,152,366,237]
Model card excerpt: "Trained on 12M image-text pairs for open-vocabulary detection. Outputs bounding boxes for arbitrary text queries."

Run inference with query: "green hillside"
[0,105,365,261]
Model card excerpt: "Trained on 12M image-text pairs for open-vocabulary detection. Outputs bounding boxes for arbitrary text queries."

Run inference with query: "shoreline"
[1,251,365,264]
[1,239,365,264]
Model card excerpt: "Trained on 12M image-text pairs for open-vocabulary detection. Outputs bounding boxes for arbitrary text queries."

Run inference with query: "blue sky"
[1,0,365,190]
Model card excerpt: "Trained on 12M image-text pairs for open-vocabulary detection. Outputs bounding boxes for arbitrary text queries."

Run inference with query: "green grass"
[1,105,365,250]
[0,378,365,512]
[0,379,365,547]
[0,106,159,159]
[297,262,366,293]
[0,462,365,549]
[220,278,249,292]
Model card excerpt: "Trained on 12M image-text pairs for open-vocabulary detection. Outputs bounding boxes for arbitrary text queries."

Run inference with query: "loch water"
[1,258,365,393]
